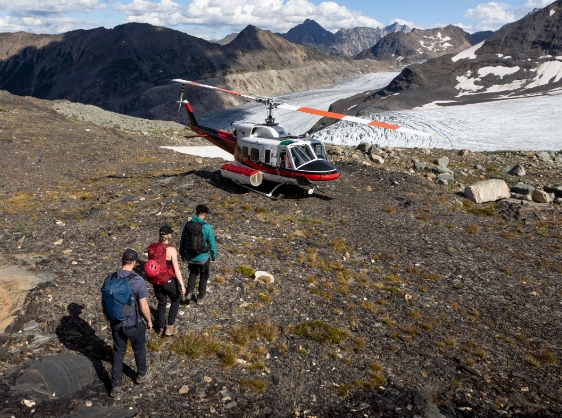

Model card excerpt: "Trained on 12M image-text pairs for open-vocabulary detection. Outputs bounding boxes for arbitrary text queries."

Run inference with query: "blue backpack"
[102,272,136,321]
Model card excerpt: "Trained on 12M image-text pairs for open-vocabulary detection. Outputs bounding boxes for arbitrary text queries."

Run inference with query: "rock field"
[0,90,561,417]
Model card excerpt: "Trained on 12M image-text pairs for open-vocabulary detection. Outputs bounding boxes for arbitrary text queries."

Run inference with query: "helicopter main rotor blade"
[172,79,266,102]
[277,104,435,137]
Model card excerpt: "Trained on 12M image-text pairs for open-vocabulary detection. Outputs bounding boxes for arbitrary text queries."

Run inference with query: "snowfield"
[313,91,562,151]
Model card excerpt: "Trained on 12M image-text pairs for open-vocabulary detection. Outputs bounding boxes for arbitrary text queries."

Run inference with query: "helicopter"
[173,79,433,199]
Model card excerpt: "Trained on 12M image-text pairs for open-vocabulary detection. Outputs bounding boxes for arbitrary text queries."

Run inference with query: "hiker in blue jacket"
[101,249,153,398]
[179,204,217,304]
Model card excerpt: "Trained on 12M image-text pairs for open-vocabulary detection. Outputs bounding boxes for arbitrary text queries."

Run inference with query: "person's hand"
[146,320,153,331]
[211,259,216,263]
[180,284,186,295]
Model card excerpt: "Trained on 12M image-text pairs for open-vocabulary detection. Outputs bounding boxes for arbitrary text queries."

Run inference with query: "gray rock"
[544,184,562,197]
[436,156,449,167]
[422,148,431,155]
[437,178,448,186]
[555,155,562,163]
[464,179,510,203]
[532,189,551,203]
[536,151,552,162]
[475,165,484,170]
[356,142,370,152]
[423,402,447,418]
[555,197,562,204]
[379,152,388,159]
[501,166,512,173]
[414,162,427,171]
[438,173,454,183]
[460,171,469,177]
[511,183,535,195]
[23,321,40,332]
[370,155,385,164]
[458,149,472,156]
[436,167,453,175]
[508,164,526,177]
[327,145,344,156]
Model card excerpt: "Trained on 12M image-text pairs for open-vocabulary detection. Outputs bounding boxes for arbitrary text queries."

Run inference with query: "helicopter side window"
[242,146,249,159]
[265,149,271,164]
[250,148,260,162]
[312,143,327,159]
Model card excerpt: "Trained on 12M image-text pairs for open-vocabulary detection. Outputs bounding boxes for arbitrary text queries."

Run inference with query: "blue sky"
[0,0,555,39]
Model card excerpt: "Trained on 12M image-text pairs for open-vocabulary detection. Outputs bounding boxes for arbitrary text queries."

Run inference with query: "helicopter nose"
[298,159,338,173]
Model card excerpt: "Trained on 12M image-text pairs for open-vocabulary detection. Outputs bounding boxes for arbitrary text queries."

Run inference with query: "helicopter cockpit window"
[250,148,260,162]
[289,144,315,169]
[242,146,249,159]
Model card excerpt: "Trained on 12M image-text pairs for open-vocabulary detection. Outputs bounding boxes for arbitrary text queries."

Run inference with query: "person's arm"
[168,247,186,294]
[178,224,186,261]
[138,297,152,330]
[205,224,217,261]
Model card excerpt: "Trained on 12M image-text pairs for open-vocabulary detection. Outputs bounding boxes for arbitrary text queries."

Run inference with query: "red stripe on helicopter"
[185,102,194,113]
[238,158,339,181]
[221,164,261,177]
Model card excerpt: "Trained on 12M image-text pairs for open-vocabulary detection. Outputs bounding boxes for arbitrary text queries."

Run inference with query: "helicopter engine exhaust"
[220,163,263,187]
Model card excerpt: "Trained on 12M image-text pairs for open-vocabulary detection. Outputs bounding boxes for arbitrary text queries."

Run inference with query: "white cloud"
[523,0,552,9]
[0,0,106,17]
[464,2,515,31]
[0,15,24,31]
[464,0,555,32]
[113,0,383,33]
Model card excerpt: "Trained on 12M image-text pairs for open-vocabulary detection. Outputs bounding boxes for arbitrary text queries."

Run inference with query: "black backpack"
[182,221,210,255]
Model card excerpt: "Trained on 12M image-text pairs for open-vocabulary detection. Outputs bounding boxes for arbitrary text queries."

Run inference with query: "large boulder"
[464,179,510,203]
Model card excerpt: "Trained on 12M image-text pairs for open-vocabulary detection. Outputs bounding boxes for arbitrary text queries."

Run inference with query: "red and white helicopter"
[173,79,433,199]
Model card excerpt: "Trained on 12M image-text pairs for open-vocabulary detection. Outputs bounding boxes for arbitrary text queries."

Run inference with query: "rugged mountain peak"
[280,19,336,46]
[356,25,472,64]
[384,22,412,33]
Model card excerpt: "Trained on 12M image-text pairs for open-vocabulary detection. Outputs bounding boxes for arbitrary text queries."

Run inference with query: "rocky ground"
[0,90,561,417]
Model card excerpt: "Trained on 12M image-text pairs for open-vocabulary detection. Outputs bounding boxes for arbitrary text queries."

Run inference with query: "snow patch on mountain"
[452,41,485,62]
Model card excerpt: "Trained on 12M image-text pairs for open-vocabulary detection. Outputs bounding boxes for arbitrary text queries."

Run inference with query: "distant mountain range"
[0,23,372,119]
[320,0,562,127]
[275,19,411,57]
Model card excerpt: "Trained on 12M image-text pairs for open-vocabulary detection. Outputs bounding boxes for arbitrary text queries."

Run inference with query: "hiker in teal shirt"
[179,204,216,304]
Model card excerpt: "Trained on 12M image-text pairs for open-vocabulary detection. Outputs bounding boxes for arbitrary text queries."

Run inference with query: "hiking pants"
[153,279,181,328]
[111,322,147,387]
[187,258,210,299]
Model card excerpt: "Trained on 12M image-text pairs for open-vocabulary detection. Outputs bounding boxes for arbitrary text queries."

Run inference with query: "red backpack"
[145,243,173,285]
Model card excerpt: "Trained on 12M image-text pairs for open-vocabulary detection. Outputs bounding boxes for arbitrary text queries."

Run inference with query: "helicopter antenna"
[176,83,185,123]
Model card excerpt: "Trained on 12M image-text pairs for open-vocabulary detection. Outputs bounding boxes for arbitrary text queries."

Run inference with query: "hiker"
[148,225,186,336]
[101,249,152,398]
[179,204,217,305]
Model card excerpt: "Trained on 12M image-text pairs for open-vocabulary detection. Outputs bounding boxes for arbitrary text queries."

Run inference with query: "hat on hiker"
[122,248,139,262]
[159,225,173,235]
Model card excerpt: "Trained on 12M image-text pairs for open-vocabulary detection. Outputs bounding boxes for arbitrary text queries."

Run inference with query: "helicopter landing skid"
[234,181,284,200]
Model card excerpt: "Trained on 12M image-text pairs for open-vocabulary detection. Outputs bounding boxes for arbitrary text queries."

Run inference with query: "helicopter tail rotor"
[176,83,185,123]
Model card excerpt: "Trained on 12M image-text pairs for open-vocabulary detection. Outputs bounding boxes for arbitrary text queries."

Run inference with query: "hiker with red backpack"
[144,225,186,336]
[179,204,217,305]
[101,249,153,398]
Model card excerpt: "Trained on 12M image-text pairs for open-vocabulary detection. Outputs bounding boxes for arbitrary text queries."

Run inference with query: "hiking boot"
[182,293,194,305]
[195,296,207,305]
[109,385,122,398]
[165,324,175,336]
[136,369,153,384]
